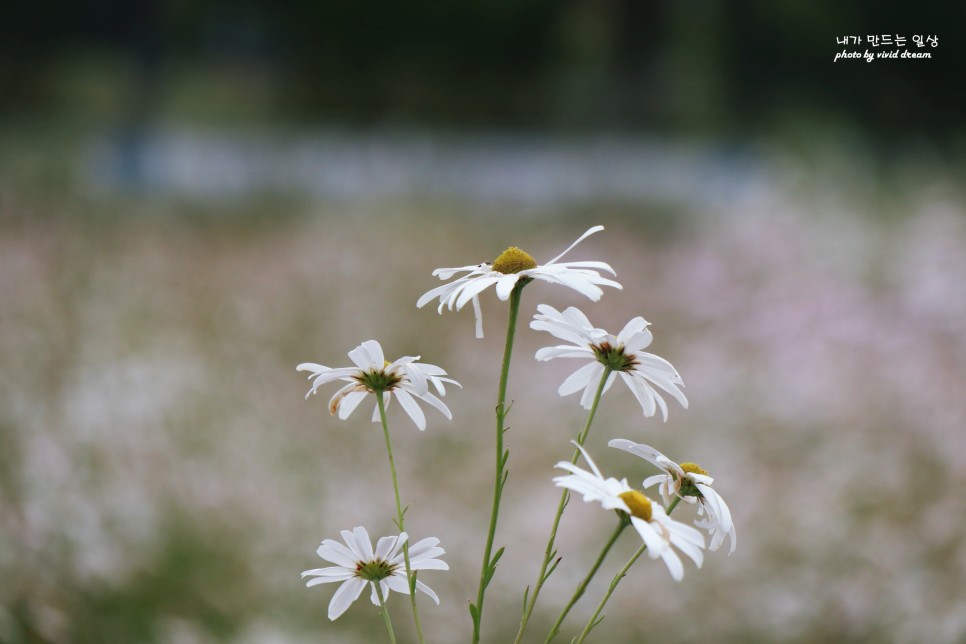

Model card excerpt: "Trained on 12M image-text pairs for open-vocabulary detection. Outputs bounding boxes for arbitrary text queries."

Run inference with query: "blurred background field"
[2,2,965,643]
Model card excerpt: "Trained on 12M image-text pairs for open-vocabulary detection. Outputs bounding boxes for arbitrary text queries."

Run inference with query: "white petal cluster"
[553,443,705,581]
[297,339,459,431]
[609,439,736,554]
[417,226,621,338]
[532,304,687,421]
[301,526,448,620]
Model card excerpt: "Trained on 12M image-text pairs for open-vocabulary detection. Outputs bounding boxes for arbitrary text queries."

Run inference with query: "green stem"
[471,281,526,644]
[574,497,683,644]
[373,579,398,644]
[515,367,612,644]
[376,393,425,644]
[545,518,627,643]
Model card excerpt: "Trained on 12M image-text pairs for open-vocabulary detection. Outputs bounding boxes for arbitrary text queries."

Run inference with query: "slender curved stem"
[574,497,683,643]
[472,282,526,644]
[372,580,398,644]
[545,518,627,643]
[376,393,425,644]
[515,367,612,643]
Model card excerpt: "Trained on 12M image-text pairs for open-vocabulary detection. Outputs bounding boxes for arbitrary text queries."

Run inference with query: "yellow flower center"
[492,247,537,274]
[680,462,709,477]
[618,490,653,522]
[678,462,709,497]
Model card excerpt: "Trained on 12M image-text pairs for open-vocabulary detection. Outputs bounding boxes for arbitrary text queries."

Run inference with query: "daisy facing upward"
[417,226,621,338]
[553,442,705,581]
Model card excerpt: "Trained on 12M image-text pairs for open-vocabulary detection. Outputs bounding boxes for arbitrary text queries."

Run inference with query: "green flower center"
[618,490,653,522]
[355,558,398,582]
[591,342,638,372]
[355,368,402,392]
[492,247,537,274]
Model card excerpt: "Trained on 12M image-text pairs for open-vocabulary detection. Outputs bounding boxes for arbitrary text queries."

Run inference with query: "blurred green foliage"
[2,0,962,143]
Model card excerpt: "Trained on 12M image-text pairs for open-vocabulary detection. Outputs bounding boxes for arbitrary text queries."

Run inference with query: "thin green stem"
[515,367,612,644]
[545,518,627,643]
[376,393,425,644]
[471,281,526,644]
[574,497,683,644]
[372,580,398,644]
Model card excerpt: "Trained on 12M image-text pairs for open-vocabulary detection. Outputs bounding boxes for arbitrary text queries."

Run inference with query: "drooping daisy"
[297,339,460,431]
[301,526,448,620]
[531,304,687,421]
[417,226,621,338]
[553,442,705,581]
[609,439,736,554]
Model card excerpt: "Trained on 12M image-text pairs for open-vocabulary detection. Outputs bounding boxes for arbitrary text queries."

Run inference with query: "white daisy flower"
[297,339,460,431]
[301,526,448,620]
[417,226,621,338]
[609,439,736,554]
[531,304,687,421]
[553,442,705,581]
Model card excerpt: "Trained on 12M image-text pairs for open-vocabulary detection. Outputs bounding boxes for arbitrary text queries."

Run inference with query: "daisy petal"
[317,541,359,568]
[415,579,440,604]
[558,362,603,397]
[545,225,605,265]
[393,389,426,430]
[385,575,411,596]
[535,346,594,361]
[472,295,484,338]
[328,578,367,620]
[374,535,399,560]
[303,568,355,584]
[494,273,521,300]
[337,390,368,420]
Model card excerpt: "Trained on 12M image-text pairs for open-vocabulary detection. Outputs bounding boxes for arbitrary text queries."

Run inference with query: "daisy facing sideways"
[531,304,687,421]
[417,226,621,338]
[553,442,705,581]
[609,439,736,554]
[301,526,448,620]
[298,339,459,431]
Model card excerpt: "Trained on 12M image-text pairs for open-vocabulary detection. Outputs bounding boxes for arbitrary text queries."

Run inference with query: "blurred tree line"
[1,0,962,144]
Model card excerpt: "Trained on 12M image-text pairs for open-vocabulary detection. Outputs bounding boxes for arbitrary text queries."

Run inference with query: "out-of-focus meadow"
[4,148,966,643]
[3,3,965,643]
